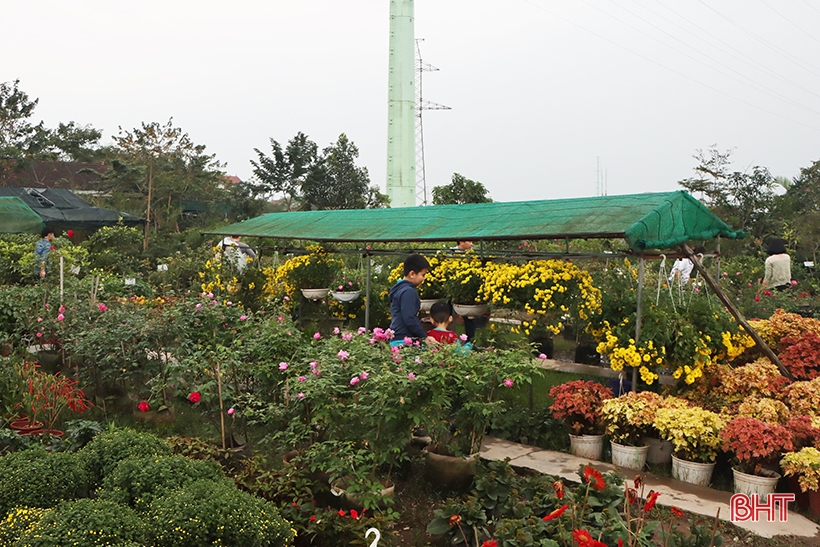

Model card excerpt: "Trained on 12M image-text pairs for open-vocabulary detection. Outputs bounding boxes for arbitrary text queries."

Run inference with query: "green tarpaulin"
[0,187,144,230]
[0,197,45,233]
[208,191,743,251]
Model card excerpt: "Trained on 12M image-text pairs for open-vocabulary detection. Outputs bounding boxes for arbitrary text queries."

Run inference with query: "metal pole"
[365,252,372,331]
[632,255,645,392]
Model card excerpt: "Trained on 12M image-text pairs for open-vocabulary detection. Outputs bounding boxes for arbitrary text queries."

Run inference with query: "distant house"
[1,161,108,196]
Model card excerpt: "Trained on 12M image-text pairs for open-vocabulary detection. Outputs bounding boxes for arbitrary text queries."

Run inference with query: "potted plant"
[781,447,820,516]
[600,392,661,469]
[641,395,689,465]
[278,247,343,300]
[437,255,488,317]
[329,272,362,303]
[721,416,793,497]
[17,361,92,434]
[549,380,613,460]
[653,406,724,486]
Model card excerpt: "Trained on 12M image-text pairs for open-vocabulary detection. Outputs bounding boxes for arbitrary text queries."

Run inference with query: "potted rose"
[781,447,820,516]
[653,406,724,486]
[549,380,613,460]
[721,416,793,497]
[600,392,661,469]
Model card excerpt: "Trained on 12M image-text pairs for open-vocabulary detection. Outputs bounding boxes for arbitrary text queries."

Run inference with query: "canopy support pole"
[633,255,645,392]
[365,251,372,331]
[682,244,793,381]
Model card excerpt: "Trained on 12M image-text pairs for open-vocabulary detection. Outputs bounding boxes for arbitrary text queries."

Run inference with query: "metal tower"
[386,0,416,208]
[415,39,451,206]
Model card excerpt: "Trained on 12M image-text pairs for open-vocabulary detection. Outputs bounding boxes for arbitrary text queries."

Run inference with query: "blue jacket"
[388,280,427,340]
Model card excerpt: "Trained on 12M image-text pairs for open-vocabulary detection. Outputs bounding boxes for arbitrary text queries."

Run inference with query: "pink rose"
[503,378,514,388]
[239,314,247,321]
[296,392,305,399]
[57,313,64,322]
[408,372,416,381]
[279,362,289,370]
[350,376,360,386]
[227,407,235,415]
[314,332,322,340]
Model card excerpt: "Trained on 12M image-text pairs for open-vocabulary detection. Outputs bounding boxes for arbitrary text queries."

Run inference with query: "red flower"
[309,515,316,522]
[582,465,606,491]
[552,480,565,500]
[542,504,569,522]
[671,506,684,518]
[338,510,346,517]
[350,509,359,520]
[633,475,642,489]
[626,488,638,505]
[572,529,593,545]
[66,230,74,238]
[188,391,201,403]
[137,401,150,412]
[643,490,660,513]
[618,540,624,547]
[480,541,498,547]
[448,514,462,526]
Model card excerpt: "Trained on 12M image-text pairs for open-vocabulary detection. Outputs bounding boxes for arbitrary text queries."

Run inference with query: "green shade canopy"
[0,197,46,233]
[207,191,744,251]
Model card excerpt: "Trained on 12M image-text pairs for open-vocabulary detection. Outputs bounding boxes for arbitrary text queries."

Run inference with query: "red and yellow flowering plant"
[720,416,794,475]
[781,447,820,493]
[18,361,92,429]
[600,392,664,446]
[549,380,613,435]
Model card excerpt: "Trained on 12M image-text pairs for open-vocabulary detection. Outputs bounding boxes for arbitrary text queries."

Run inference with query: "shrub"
[779,331,820,380]
[0,506,49,546]
[720,417,793,475]
[98,455,226,511]
[78,428,172,485]
[0,448,91,516]
[17,499,145,547]
[548,380,613,435]
[147,479,295,547]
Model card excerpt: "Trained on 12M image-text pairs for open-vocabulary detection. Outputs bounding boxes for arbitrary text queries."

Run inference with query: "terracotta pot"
[9,419,44,433]
[786,474,811,509]
[809,489,820,517]
[330,477,395,509]
[21,428,64,438]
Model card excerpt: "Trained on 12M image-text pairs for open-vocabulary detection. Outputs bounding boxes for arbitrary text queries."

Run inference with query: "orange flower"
[542,504,569,522]
[449,514,462,526]
[643,490,660,513]
[552,480,565,500]
[572,529,593,545]
[480,541,498,547]
[582,465,606,491]
[671,506,684,518]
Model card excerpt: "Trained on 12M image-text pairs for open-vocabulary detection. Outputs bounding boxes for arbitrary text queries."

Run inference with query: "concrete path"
[480,436,820,542]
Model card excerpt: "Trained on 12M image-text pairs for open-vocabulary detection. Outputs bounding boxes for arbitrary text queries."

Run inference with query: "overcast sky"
[5,1,820,203]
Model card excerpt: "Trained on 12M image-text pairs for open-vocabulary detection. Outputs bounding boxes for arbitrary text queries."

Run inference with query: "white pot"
[733,468,781,500]
[452,303,488,318]
[301,288,329,300]
[419,299,441,312]
[569,434,605,461]
[643,436,674,465]
[671,455,715,486]
[330,290,361,302]
[610,442,649,470]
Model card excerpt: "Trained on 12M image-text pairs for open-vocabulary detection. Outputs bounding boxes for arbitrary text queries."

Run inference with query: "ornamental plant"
[330,270,363,293]
[16,499,145,547]
[437,254,488,305]
[273,246,343,291]
[0,506,49,546]
[786,415,820,450]
[78,428,173,486]
[717,358,791,404]
[653,406,725,463]
[720,416,794,475]
[548,380,613,435]
[781,447,820,493]
[778,331,820,380]
[783,377,820,417]
[17,362,92,429]
[388,255,446,299]
[600,391,664,446]
[734,397,791,425]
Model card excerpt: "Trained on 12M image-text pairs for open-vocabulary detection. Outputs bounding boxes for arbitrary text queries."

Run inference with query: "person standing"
[220,235,256,272]
[450,241,478,341]
[388,254,434,345]
[34,228,55,279]
[760,238,791,292]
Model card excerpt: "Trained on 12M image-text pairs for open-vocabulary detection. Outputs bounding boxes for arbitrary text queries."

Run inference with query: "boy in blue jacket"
[388,254,431,345]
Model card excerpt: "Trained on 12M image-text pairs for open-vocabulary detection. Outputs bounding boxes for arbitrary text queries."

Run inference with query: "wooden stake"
[216,359,226,450]
[682,245,793,380]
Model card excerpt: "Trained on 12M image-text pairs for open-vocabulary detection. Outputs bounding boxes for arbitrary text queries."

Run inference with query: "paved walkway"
[480,436,820,541]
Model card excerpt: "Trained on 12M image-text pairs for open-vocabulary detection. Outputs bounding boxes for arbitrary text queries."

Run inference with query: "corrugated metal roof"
[207,190,744,251]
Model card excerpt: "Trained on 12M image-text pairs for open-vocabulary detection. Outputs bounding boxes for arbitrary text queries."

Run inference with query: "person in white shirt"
[760,238,791,292]
[669,245,705,285]
[220,235,256,272]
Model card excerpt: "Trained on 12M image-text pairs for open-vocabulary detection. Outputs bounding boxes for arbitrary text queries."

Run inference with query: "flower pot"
[330,290,361,303]
[301,288,330,300]
[569,434,605,461]
[516,311,538,321]
[671,455,715,486]
[21,428,64,438]
[732,468,780,500]
[610,442,649,470]
[643,436,673,465]
[452,303,488,319]
[423,444,478,489]
[809,489,820,518]
[9,419,44,433]
[786,475,811,509]
[419,299,440,312]
[37,350,62,373]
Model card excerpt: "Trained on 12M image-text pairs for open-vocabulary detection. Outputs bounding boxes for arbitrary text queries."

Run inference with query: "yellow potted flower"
[653,406,725,486]
[781,447,820,516]
[600,392,661,470]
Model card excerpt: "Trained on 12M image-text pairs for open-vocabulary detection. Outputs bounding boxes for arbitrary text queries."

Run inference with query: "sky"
[5,1,820,204]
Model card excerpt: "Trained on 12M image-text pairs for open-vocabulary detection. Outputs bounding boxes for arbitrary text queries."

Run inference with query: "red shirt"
[428,329,457,345]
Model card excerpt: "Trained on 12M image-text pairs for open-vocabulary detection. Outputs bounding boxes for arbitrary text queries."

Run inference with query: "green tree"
[250,132,318,211]
[301,133,388,210]
[0,79,47,182]
[431,173,492,205]
[111,118,224,249]
[774,159,820,262]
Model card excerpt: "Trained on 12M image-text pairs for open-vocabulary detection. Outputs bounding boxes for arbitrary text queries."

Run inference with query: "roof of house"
[207,190,744,251]
[1,161,108,191]
[0,187,143,230]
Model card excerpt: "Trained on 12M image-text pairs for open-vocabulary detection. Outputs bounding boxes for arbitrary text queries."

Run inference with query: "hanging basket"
[301,288,330,300]
[452,303,488,319]
[330,290,361,303]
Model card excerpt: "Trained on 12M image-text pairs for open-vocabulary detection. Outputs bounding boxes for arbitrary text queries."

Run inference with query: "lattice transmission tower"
[415,39,450,206]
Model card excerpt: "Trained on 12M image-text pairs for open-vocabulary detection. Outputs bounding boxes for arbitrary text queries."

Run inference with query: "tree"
[431,173,492,205]
[678,146,775,238]
[250,132,318,211]
[111,118,224,249]
[0,79,48,182]
[773,159,820,262]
